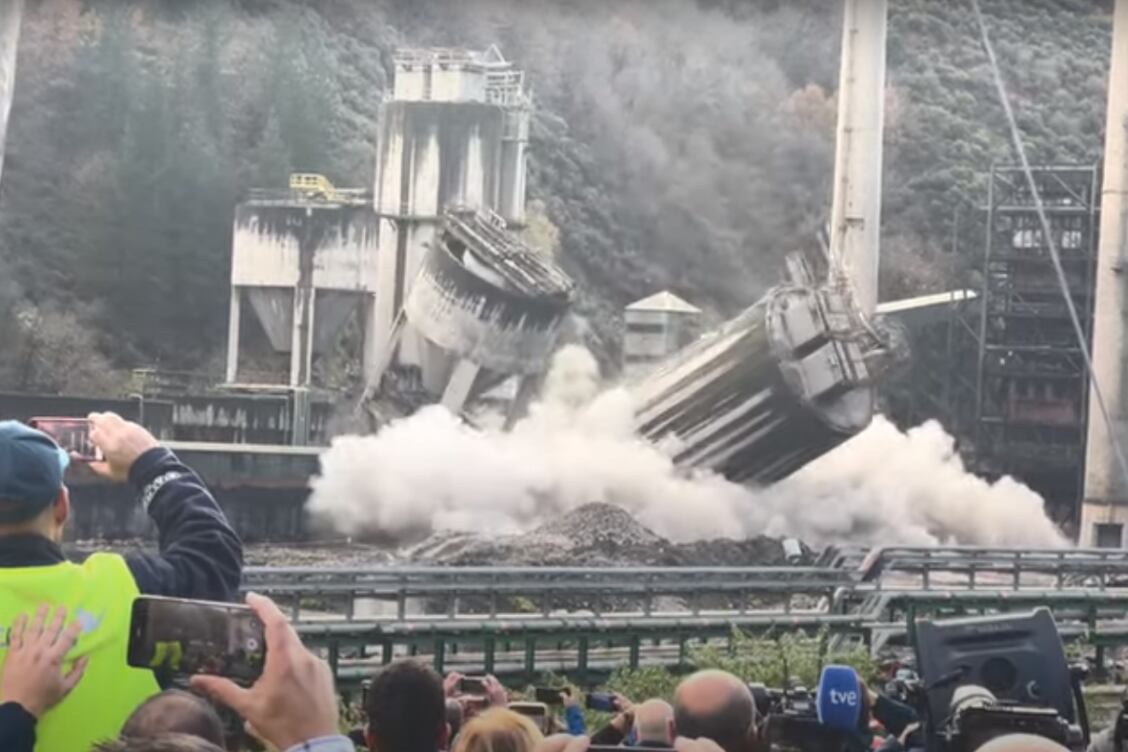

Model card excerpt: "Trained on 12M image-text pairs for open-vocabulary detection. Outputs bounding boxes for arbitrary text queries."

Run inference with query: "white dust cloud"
[308,346,1065,548]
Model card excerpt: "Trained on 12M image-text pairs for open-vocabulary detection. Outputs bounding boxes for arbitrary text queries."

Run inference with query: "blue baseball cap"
[0,421,70,524]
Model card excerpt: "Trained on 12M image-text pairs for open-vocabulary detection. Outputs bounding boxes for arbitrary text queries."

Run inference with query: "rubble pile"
[402,502,791,567]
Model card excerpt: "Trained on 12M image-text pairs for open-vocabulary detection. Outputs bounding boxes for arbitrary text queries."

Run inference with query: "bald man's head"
[975,734,1069,752]
[673,670,757,752]
[634,699,675,746]
[121,690,225,747]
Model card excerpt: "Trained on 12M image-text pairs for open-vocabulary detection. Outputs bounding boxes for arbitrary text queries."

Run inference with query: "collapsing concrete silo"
[369,47,531,388]
[631,280,895,484]
[377,208,574,413]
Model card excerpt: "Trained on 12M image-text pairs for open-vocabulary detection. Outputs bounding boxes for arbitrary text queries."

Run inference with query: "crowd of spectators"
[0,415,1090,752]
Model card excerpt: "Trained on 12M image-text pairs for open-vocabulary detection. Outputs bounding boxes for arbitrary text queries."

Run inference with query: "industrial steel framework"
[975,165,1101,530]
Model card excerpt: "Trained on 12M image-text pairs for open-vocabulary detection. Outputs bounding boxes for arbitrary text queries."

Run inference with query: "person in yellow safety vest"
[148,640,185,672]
[0,414,244,751]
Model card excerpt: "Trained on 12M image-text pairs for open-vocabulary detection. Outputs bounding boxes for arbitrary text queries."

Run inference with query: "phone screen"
[128,597,266,684]
[29,417,102,461]
[586,692,618,712]
[459,676,487,695]
[508,703,549,733]
[534,687,567,705]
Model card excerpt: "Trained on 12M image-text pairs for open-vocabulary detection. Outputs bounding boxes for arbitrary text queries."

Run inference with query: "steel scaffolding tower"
[975,165,1100,529]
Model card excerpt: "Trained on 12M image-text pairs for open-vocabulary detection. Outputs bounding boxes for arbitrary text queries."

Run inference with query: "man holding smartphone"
[0,413,244,751]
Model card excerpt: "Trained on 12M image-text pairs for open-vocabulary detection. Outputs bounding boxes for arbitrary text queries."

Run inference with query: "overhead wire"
[968,0,1128,494]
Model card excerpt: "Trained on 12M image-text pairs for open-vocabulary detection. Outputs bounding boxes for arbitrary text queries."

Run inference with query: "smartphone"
[535,687,568,705]
[28,417,102,462]
[508,702,549,733]
[128,596,266,685]
[586,692,617,712]
[459,676,487,695]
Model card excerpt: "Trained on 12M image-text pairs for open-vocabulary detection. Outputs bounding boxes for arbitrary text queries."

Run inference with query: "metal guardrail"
[860,546,1128,583]
[242,566,853,622]
[241,547,1128,683]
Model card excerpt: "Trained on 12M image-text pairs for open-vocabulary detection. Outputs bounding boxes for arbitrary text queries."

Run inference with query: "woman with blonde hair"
[452,708,545,752]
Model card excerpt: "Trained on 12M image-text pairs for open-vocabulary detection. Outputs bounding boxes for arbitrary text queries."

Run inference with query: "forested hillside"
[0,0,1114,394]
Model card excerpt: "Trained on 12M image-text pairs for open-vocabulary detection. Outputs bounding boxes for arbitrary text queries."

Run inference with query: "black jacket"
[0,447,244,752]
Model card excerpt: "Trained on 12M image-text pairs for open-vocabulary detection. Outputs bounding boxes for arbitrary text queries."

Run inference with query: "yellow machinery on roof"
[289,173,339,201]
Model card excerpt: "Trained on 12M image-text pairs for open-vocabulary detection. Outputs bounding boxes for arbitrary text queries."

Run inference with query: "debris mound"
[403,502,787,567]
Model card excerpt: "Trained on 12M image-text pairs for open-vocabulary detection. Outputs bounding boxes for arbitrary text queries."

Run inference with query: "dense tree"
[0,0,1114,392]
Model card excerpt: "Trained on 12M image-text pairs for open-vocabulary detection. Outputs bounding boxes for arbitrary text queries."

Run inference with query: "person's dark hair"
[446,697,465,741]
[93,732,225,752]
[674,671,757,752]
[120,690,225,747]
[366,659,447,752]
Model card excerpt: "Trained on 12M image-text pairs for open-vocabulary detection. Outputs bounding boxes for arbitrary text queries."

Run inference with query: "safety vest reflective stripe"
[0,552,161,751]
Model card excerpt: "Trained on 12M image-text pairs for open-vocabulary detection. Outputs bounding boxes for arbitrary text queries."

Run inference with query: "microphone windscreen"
[816,664,863,731]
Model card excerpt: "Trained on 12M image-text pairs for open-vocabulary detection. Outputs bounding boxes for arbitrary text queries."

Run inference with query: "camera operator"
[861,675,922,752]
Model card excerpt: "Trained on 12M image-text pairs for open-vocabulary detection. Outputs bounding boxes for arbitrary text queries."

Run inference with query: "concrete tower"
[1080,0,1128,547]
[0,0,22,187]
[367,46,531,389]
[828,0,888,315]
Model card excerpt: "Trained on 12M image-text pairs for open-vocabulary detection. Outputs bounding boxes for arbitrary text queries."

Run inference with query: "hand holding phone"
[586,692,618,712]
[189,593,340,752]
[128,596,266,684]
[86,412,159,482]
[29,418,101,462]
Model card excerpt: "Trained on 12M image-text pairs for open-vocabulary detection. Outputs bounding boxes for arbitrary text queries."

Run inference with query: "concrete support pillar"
[440,358,481,414]
[0,0,22,189]
[225,287,242,384]
[1082,0,1128,546]
[828,0,888,315]
[361,293,380,387]
[290,286,316,387]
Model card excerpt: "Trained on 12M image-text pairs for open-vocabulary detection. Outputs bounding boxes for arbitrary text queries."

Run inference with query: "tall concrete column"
[0,0,22,188]
[1081,0,1128,547]
[289,286,315,387]
[828,0,888,316]
[225,287,242,384]
[361,292,380,385]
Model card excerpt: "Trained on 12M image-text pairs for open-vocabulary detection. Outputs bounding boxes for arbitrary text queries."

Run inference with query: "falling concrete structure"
[622,291,702,379]
[378,208,573,413]
[225,188,378,388]
[1081,0,1128,547]
[632,275,893,484]
[369,47,532,394]
[631,0,897,486]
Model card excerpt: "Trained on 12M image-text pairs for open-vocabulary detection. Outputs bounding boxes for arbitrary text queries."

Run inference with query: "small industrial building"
[622,291,702,378]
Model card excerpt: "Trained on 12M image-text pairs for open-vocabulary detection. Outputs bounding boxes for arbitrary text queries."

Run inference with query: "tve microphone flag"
[816,664,863,731]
